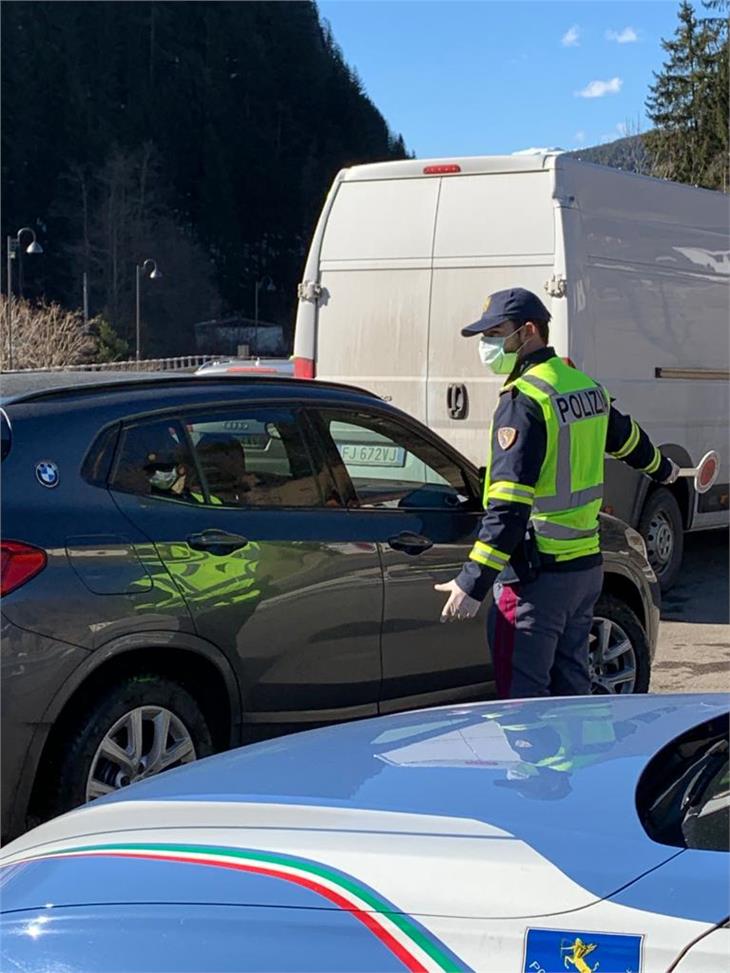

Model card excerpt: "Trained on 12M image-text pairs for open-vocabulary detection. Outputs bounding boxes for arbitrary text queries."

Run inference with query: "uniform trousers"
[487,565,604,698]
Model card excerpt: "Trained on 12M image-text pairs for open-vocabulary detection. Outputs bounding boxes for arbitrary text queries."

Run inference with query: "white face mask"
[478,326,528,374]
[478,336,508,372]
[149,468,178,490]
[149,466,186,493]
[478,337,515,374]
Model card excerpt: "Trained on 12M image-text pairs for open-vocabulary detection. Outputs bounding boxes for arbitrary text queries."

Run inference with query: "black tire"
[591,594,651,695]
[44,673,214,820]
[638,486,684,592]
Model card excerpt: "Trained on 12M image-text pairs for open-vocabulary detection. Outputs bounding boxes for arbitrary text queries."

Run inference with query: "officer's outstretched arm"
[437,389,546,621]
[606,405,675,482]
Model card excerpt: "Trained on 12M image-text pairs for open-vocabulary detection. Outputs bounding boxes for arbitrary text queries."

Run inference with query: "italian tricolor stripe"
[10,842,470,973]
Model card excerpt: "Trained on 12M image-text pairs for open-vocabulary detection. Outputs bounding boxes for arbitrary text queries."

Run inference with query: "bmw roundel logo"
[35,460,60,488]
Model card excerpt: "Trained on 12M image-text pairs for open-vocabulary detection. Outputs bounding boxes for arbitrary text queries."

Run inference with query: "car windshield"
[637,712,729,852]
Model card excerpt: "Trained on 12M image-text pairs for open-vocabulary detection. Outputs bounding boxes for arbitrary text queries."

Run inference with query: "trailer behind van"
[293,154,729,589]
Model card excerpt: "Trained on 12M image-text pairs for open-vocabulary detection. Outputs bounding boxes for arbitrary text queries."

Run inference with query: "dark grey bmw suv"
[1,372,660,839]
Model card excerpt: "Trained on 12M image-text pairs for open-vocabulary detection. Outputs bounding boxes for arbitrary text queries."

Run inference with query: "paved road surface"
[651,530,730,693]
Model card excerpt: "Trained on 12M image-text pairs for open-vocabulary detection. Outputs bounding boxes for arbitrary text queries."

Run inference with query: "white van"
[293,153,729,589]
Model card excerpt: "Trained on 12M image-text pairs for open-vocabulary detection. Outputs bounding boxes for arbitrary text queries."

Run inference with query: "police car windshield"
[637,713,729,852]
[679,739,729,852]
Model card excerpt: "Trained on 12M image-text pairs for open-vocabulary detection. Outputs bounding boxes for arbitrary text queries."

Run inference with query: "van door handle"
[447,384,468,420]
[187,530,249,555]
[387,532,433,556]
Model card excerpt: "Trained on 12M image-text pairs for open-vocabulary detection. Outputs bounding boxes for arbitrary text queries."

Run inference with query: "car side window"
[185,408,326,508]
[82,423,121,486]
[110,418,204,504]
[317,410,477,510]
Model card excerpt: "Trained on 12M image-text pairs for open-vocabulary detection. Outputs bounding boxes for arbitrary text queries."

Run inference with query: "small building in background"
[194,317,286,358]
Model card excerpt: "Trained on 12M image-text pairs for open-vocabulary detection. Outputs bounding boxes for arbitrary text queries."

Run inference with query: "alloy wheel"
[589,616,637,694]
[86,705,197,801]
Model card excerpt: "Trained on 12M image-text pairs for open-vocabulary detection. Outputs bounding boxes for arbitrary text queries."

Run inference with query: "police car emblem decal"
[497,427,518,450]
[523,927,642,973]
[35,460,59,488]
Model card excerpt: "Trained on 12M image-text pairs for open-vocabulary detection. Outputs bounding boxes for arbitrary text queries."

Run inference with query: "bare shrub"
[1,295,97,370]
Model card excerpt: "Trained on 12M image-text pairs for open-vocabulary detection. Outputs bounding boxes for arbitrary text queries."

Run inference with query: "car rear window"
[110,418,205,504]
[0,410,10,462]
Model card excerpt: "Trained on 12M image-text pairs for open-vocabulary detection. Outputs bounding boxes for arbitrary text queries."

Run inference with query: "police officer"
[435,287,679,698]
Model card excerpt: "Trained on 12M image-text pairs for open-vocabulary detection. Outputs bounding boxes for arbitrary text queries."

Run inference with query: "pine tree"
[701,0,729,191]
[645,0,728,190]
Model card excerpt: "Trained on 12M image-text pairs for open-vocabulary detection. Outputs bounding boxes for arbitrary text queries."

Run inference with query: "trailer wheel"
[638,487,684,592]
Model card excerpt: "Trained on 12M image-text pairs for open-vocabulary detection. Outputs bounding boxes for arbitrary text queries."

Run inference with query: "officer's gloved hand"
[661,459,680,485]
[434,579,481,623]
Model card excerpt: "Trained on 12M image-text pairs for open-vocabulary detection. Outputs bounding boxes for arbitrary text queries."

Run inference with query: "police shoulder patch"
[497,427,518,450]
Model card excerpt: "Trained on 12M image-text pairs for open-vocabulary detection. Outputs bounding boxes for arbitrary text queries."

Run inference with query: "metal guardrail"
[6,356,215,374]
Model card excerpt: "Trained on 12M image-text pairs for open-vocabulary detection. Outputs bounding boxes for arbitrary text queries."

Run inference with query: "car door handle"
[187,530,249,555]
[387,532,433,556]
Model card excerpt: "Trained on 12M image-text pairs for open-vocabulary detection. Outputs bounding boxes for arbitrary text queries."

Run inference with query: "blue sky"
[317,1,684,157]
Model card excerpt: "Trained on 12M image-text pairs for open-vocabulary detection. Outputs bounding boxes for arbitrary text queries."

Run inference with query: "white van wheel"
[638,487,684,592]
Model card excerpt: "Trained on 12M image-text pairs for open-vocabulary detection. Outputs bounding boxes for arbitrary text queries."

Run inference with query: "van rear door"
[427,169,556,465]
[313,176,440,423]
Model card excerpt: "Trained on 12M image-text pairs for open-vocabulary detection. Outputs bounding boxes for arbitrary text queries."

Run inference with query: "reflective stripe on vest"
[509,360,609,560]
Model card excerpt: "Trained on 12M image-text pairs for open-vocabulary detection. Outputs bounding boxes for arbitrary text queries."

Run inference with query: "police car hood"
[2,694,727,920]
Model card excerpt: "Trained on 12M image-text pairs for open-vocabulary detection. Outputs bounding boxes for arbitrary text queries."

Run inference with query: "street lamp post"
[5,227,43,370]
[254,275,275,356]
[82,272,89,327]
[135,258,162,361]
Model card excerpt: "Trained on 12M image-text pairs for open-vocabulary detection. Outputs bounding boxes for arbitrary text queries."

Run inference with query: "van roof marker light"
[423,164,461,175]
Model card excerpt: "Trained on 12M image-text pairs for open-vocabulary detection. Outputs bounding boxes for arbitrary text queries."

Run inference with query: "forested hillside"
[567,135,654,175]
[571,1,728,190]
[1,2,408,356]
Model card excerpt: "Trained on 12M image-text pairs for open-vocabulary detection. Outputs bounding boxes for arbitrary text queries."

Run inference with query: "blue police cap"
[461,287,551,336]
